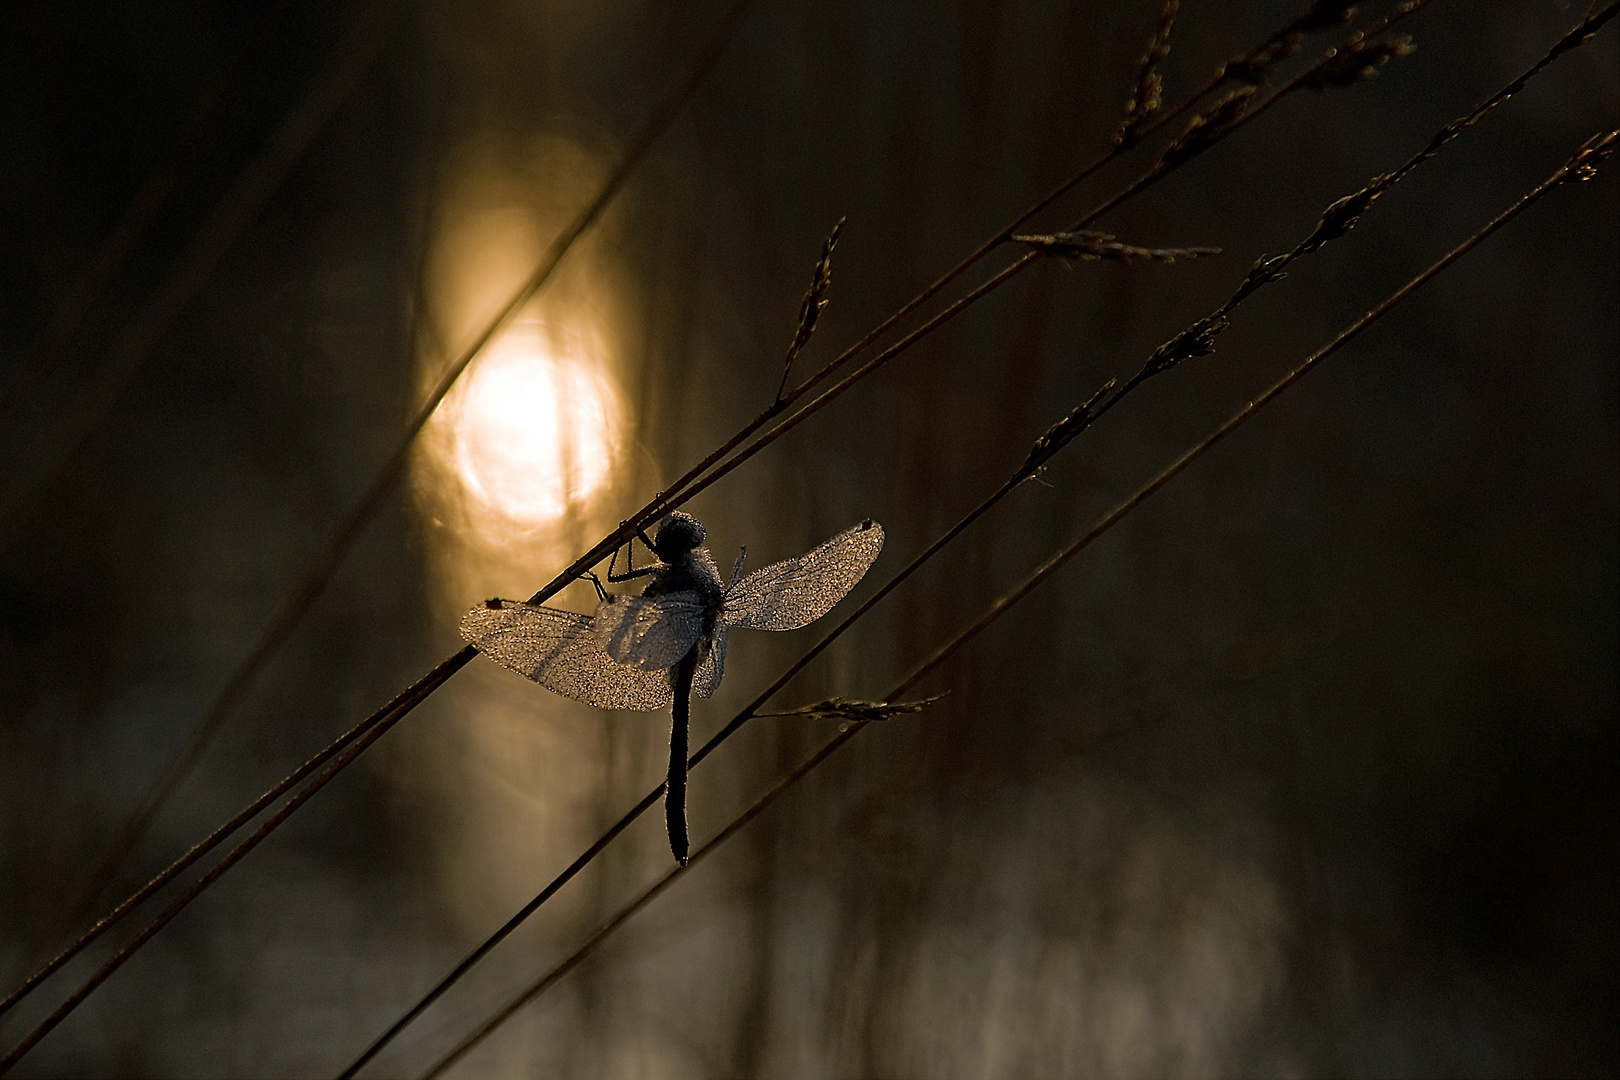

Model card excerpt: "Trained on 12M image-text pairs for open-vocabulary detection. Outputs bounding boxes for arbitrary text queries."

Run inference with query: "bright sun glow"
[441,323,621,527]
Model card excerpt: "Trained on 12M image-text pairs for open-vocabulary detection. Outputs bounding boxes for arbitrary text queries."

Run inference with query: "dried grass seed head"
[1301,35,1415,91]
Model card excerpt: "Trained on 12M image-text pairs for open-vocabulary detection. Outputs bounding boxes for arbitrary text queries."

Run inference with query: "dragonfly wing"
[460,601,672,711]
[722,520,884,631]
[693,626,727,699]
[593,593,707,670]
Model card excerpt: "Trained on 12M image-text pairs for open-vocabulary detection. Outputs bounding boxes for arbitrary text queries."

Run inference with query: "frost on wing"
[593,593,707,670]
[460,601,673,711]
[692,627,727,698]
[722,520,884,631]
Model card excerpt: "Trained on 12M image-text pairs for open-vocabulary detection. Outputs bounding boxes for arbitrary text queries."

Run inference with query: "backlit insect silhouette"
[460,513,885,864]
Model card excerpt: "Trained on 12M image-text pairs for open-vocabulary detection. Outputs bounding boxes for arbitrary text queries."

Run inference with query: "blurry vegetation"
[0,0,1615,1076]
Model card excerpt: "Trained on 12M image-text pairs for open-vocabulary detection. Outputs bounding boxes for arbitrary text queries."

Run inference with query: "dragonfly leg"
[580,570,608,603]
[607,522,659,584]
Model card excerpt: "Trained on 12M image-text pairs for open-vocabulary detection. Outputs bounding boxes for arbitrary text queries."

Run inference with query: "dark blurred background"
[1,1,1615,1076]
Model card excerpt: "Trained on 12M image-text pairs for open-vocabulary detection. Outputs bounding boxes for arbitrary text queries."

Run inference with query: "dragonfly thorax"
[644,512,723,607]
[645,544,724,608]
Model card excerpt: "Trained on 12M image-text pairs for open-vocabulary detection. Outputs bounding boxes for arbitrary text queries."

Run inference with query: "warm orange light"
[407,135,646,938]
[439,322,620,529]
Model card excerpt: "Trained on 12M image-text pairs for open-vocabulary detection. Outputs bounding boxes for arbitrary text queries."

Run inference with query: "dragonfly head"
[652,512,706,561]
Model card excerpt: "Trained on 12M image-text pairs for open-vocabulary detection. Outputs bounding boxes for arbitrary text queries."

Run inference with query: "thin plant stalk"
[642,0,1434,524]
[41,0,1418,975]
[343,44,1619,1065]
[0,652,475,1074]
[630,0,1442,533]
[414,128,1617,1077]
[17,0,769,985]
[0,0,1459,1056]
[0,653,469,1023]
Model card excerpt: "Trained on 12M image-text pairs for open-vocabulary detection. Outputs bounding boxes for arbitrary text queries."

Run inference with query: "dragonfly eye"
[653,512,706,559]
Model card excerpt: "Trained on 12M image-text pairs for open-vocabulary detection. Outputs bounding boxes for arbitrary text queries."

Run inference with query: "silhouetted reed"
[2,0,1614,1074]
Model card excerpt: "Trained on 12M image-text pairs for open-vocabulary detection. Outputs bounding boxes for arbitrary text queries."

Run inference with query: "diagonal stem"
[412,126,1617,1078]
[1,1,1461,1064]
[9,0,768,992]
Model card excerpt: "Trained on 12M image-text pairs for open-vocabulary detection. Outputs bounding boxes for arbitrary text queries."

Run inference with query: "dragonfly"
[459,513,885,865]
